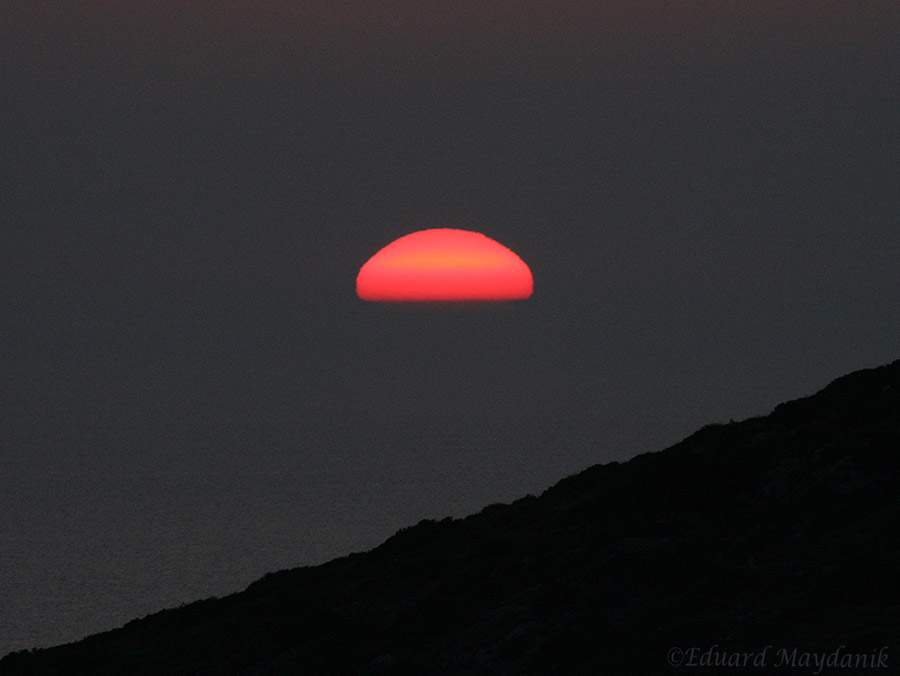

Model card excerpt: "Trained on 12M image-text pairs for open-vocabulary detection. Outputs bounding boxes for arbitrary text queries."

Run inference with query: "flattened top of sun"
[356,228,533,302]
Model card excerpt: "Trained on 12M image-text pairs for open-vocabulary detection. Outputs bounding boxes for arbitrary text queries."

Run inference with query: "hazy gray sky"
[3,0,900,492]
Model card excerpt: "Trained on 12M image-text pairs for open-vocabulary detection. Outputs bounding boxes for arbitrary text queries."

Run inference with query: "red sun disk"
[357,229,533,302]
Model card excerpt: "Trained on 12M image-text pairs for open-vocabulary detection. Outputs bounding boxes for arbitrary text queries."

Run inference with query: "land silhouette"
[2,360,898,675]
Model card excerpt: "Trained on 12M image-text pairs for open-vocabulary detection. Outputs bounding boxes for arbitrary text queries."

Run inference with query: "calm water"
[3,294,895,656]
[0,300,660,655]
[1,428,628,656]
[2,384,673,655]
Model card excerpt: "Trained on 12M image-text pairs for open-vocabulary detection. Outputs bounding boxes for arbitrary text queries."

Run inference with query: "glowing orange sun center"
[356,229,533,301]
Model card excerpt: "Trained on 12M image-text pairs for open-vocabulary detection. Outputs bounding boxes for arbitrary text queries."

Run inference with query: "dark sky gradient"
[3,1,900,545]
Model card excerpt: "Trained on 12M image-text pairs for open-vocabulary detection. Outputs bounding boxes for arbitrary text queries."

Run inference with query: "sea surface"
[0,425,611,656]
[0,300,621,655]
[3,293,896,656]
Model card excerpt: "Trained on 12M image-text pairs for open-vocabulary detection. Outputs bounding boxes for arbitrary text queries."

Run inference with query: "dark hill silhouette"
[3,360,899,675]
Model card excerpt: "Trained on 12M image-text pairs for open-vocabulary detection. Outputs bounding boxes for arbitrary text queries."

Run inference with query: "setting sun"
[356,229,533,301]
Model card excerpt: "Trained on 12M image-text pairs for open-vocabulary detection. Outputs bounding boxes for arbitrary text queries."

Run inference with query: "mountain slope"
[3,360,899,675]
